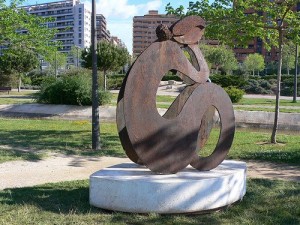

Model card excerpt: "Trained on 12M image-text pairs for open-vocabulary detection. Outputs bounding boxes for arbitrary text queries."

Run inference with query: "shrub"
[224,86,244,103]
[98,89,112,105]
[281,78,300,96]
[107,75,125,90]
[242,79,273,94]
[36,74,111,106]
[210,74,247,88]
[27,70,53,86]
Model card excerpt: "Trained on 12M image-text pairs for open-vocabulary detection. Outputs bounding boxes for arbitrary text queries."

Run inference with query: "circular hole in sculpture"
[196,106,221,157]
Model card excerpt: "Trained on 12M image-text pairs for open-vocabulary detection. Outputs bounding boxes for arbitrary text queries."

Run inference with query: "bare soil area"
[1,155,299,190]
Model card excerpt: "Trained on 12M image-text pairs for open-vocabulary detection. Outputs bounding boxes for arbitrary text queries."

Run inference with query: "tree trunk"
[18,75,22,92]
[252,70,255,76]
[271,29,283,144]
[104,70,107,91]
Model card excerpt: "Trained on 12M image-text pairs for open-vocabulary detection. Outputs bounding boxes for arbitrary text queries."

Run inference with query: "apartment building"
[233,2,300,64]
[22,0,91,64]
[132,10,179,56]
[96,14,110,42]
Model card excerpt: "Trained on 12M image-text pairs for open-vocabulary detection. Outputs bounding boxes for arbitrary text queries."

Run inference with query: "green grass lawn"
[238,98,300,107]
[0,119,125,163]
[234,106,300,113]
[0,118,299,165]
[0,91,36,104]
[0,179,299,225]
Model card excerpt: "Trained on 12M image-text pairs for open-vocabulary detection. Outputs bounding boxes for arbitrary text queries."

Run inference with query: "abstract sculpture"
[116,16,235,174]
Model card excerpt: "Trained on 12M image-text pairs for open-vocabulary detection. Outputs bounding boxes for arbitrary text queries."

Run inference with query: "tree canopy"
[244,53,265,76]
[200,44,238,74]
[282,41,296,75]
[82,41,130,72]
[166,0,300,143]
[0,0,58,56]
[81,41,130,89]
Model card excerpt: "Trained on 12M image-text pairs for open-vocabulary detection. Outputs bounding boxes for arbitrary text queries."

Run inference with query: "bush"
[224,86,244,103]
[36,74,111,106]
[27,70,53,86]
[98,89,112,105]
[281,78,300,97]
[107,75,125,90]
[242,79,273,94]
[210,74,247,88]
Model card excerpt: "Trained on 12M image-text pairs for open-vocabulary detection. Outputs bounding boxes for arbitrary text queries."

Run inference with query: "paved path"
[0,154,299,190]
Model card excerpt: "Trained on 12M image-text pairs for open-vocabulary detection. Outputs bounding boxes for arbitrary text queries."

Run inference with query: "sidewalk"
[1,154,299,190]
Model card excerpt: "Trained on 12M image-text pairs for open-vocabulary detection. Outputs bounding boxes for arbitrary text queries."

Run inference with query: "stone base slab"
[89,160,247,214]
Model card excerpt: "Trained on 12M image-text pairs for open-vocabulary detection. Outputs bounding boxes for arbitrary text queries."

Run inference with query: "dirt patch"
[0,155,299,190]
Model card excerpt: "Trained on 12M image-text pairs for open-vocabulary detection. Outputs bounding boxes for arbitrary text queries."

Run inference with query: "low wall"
[235,110,300,131]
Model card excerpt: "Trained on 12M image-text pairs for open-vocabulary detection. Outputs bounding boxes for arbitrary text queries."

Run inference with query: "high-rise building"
[132,10,179,56]
[96,14,110,42]
[110,36,126,48]
[232,2,300,64]
[22,0,91,64]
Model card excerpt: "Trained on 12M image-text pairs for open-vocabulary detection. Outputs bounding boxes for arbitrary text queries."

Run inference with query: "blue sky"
[21,0,200,54]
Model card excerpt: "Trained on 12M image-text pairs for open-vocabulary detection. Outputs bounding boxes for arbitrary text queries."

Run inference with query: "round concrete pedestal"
[89,160,246,214]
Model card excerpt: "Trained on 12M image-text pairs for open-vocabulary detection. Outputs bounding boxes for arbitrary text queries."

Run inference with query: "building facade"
[96,14,110,42]
[232,2,300,64]
[22,0,91,64]
[132,10,179,56]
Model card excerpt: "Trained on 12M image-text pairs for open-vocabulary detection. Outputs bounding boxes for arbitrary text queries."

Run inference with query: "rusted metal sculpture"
[117,16,235,174]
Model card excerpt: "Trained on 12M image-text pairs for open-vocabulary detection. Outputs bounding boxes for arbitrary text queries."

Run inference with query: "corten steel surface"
[117,16,235,174]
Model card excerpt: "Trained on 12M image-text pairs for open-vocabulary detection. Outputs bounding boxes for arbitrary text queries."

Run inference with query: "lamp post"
[39,58,44,73]
[293,44,298,103]
[91,0,100,150]
[55,51,57,78]
[77,46,79,68]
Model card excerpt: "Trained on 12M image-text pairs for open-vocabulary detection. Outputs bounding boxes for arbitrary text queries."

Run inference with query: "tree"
[69,45,82,68]
[244,53,265,76]
[282,41,296,75]
[166,0,300,143]
[81,41,130,90]
[0,1,57,54]
[0,0,58,85]
[200,44,238,74]
[0,46,39,91]
[46,51,67,76]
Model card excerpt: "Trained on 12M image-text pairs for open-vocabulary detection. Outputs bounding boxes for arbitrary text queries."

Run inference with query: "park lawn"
[0,119,125,163]
[237,98,300,107]
[234,106,300,113]
[0,91,36,104]
[0,118,299,165]
[0,179,299,225]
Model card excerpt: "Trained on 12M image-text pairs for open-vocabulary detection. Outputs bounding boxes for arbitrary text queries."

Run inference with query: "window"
[79,20,81,25]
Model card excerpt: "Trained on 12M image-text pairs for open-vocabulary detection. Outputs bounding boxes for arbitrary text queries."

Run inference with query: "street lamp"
[91,0,100,150]
[293,44,298,103]
[55,51,57,78]
[39,58,44,73]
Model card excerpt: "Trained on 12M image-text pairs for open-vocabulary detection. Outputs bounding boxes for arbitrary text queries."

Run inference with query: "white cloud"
[81,0,162,54]
[82,0,162,19]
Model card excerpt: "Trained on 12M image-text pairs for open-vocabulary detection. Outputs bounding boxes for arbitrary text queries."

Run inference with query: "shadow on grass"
[232,148,300,165]
[0,149,43,163]
[0,129,125,162]
[0,179,299,224]
[0,95,34,100]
